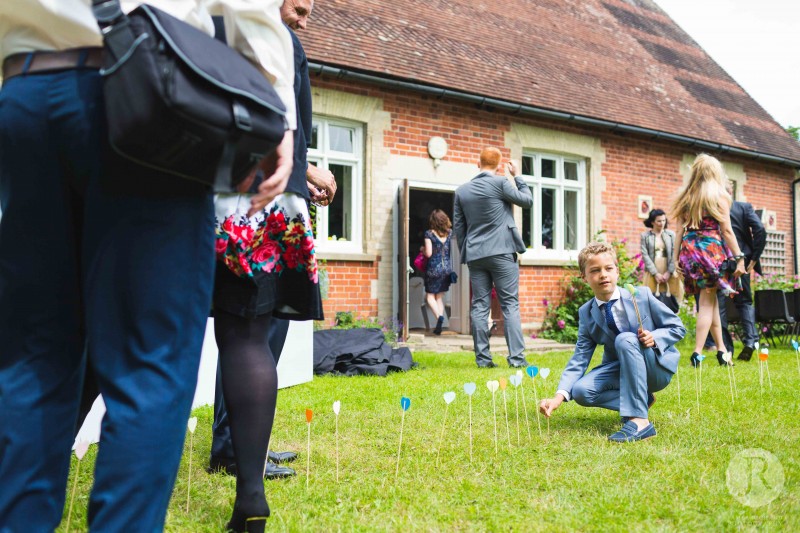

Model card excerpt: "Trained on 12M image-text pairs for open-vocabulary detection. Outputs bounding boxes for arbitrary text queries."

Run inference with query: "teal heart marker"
[401,397,411,411]
[396,397,411,481]
[526,366,539,378]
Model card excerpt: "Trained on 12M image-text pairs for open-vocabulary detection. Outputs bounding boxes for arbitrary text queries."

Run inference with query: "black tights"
[214,309,278,518]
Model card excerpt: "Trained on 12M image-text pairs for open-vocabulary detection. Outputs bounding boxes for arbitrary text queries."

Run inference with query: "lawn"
[60,339,800,531]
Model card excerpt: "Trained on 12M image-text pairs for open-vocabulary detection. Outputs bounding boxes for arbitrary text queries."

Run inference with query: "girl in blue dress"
[423,209,453,335]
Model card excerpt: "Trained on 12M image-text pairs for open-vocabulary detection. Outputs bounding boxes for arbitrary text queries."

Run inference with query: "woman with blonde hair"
[671,154,745,367]
[423,209,454,335]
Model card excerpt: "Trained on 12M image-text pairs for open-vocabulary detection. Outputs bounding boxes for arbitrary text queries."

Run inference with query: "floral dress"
[678,215,739,297]
[214,192,323,320]
[423,229,452,294]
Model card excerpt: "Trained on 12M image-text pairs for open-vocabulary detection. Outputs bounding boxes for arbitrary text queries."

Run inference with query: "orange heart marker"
[759,352,768,361]
[306,409,313,423]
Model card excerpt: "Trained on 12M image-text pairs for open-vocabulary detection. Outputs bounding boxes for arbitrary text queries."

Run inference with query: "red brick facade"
[313,79,797,330]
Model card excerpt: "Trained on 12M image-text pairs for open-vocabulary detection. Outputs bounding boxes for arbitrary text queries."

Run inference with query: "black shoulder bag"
[91,0,288,191]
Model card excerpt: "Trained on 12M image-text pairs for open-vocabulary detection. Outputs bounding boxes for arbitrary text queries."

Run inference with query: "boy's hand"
[539,396,563,417]
[638,327,655,348]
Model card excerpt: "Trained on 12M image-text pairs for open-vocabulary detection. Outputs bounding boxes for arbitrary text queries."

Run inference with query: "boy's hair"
[578,241,617,275]
[479,147,502,169]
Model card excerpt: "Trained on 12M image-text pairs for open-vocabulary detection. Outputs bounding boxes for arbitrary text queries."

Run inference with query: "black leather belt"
[3,47,103,81]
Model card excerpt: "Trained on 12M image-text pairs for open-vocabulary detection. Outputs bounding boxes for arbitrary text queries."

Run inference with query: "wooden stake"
[335,414,339,483]
[186,432,194,512]
[513,387,521,445]
[395,409,406,481]
[468,396,473,463]
[502,390,511,450]
[492,391,498,455]
[65,457,81,533]
[435,403,449,466]
[532,380,542,437]
[520,382,532,443]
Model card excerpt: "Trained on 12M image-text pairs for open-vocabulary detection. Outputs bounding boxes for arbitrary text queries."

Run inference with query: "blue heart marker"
[792,340,799,351]
[526,366,539,378]
[463,382,477,396]
[696,355,706,363]
[400,397,411,411]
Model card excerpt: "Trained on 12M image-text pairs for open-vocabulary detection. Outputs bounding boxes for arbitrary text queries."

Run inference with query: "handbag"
[449,271,458,284]
[654,282,679,313]
[413,251,428,272]
[91,1,288,191]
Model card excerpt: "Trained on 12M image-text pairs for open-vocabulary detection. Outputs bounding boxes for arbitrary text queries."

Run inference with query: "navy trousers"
[0,69,215,530]
[211,318,290,459]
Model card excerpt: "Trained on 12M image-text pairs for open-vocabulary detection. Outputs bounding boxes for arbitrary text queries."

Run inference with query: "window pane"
[309,123,319,150]
[564,189,579,250]
[521,156,534,176]
[327,164,353,240]
[522,206,532,248]
[541,158,555,179]
[329,125,354,153]
[541,188,556,249]
[564,161,578,181]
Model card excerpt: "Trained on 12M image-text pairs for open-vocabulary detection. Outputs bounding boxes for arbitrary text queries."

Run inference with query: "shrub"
[752,272,799,292]
[331,311,403,345]
[539,232,642,344]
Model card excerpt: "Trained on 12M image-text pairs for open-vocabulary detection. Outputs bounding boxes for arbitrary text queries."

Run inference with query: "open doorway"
[406,188,470,334]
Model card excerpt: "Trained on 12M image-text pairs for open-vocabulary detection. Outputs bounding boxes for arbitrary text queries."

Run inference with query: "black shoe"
[477,361,498,368]
[509,359,529,368]
[208,455,237,476]
[648,393,656,409]
[690,352,700,368]
[433,316,444,335]
[264,461,295,479]
[268,450,297,464]
[226,502,270,533]
[737,345,754,361]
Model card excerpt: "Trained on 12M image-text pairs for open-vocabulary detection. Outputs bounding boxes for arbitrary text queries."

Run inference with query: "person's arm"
[717,201,746,277]
[453,194,466,258]
[745,203,766,272]
[672,221,685,276]
[640,233,658,276]
[500,160,533,208]
[423,236,433,258]
[307,164,337,206]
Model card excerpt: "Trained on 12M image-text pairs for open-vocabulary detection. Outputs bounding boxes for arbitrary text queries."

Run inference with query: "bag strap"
[90,0,137,65]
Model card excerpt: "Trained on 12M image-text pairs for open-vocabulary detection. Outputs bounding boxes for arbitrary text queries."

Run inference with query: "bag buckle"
[232,101,252,132]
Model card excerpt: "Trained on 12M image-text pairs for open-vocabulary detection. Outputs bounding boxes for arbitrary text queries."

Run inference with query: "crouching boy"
[539,241,685,442]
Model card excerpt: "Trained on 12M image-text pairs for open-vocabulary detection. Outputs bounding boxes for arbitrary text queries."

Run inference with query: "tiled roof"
[301,0,800,163]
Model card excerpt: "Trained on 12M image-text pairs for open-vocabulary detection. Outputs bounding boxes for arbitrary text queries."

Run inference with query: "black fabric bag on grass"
[313,328,414,376]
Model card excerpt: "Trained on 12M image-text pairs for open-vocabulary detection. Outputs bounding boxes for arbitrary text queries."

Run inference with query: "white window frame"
[520,152,586,261]
[307,117,363,254]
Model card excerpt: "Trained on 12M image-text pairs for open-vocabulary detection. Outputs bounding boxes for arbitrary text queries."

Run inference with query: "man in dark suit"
[719,182,766,361]
[453,147,533,368]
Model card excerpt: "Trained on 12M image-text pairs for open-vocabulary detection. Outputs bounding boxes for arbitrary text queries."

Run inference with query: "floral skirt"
[678,228,738,297]
[213,192,323,320]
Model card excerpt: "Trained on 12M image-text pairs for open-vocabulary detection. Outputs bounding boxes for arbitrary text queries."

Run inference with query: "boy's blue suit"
[557,286,685,419]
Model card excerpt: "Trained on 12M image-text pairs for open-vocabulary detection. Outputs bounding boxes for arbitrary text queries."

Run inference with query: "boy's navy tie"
[603,299,621,335]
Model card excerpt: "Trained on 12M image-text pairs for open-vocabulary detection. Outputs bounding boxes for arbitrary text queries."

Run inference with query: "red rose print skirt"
[213,192,323,320]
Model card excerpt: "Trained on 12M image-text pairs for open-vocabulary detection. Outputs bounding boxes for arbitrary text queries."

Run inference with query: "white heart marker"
[187,417,198,434]
[464,382,477,396]
[722,352,732,363]
[333,400,341,415]
[74,441,90,460]
[443,391,456,404]
[754,341,760,351]
[539,368,551,380]
[516,370,523,378]
[487,380,499,393]
[762,348,769,355]
[509,375,522,387]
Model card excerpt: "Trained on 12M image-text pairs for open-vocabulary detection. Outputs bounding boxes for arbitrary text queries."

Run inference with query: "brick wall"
[321,260,379,326]
[312,78,797,330]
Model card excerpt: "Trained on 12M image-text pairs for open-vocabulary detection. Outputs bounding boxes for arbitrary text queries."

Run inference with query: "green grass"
[60,340,800,531]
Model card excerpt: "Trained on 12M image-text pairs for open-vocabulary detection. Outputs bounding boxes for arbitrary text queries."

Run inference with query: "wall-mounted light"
[427,136,448,168]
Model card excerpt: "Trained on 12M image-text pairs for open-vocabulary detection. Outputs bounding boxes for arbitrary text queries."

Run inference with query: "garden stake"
[66,442,90,532]
[540,368,552,435]
[305,409,313,489]
[499,378,511,450]
[510,374,522,445]
[436,392,456,466]
[676,365,681,408]
[463,383,476,463]
[624,284,644,329]
[186,417,197,512]
[527,366,543,438]
[333,401,341,483]
[487,380,499,454]
[518,372,532,442]
[395,397,410,481]
[722,352,735,406]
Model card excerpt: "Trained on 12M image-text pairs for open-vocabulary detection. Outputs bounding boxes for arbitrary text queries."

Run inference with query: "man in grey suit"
[719,182,766,361]
[539,242,685,442]
[453,147,533,368]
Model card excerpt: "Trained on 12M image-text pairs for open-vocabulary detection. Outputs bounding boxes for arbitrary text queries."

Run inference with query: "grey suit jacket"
[639,229,677,275]
[730,201,766,275]
[556,286,686,398]
[452,171,533,264]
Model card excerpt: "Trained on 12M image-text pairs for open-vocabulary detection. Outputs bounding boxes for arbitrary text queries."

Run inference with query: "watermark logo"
[726,448,784,507]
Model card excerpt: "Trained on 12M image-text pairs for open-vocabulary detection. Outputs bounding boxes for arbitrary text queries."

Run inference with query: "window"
[307,117,363,252]
[520,153,586,258]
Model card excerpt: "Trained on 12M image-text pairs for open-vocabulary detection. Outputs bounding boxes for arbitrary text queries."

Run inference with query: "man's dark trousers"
[0,69,215,530]
[717,272,758,352]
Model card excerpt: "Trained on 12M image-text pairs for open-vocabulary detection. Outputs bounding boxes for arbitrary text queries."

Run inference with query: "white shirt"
[557,288,628,402]
[0,0,296,129]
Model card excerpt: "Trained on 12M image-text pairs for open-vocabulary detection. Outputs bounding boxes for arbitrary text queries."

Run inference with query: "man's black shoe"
[268,450,297,464]
[264,462,295,479]
[477,361,498,368]
[737,345,754,361]
[207,455,237,476]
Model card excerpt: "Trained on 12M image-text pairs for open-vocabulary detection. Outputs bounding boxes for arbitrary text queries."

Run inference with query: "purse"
[413,251,428,272]
[449,271,458,284]
[91,1,288,191]
[654,282,679,313]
